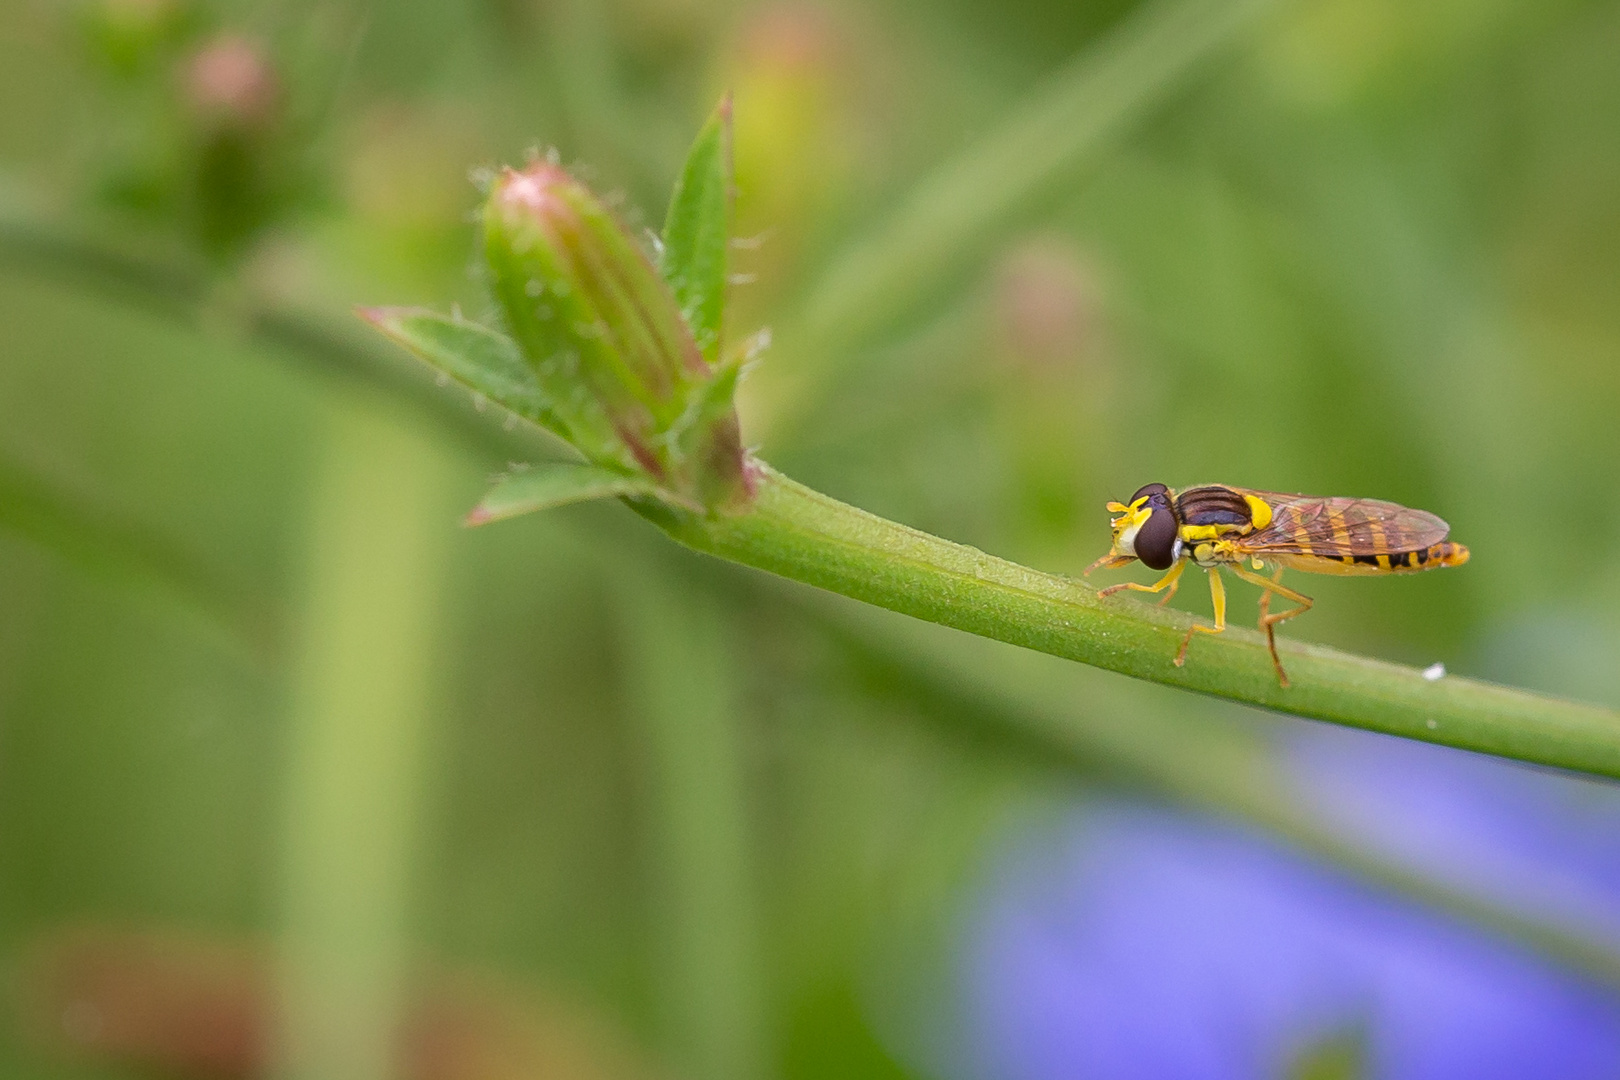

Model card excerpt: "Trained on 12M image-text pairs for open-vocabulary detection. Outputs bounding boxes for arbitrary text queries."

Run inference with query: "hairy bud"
[483,163,749,508]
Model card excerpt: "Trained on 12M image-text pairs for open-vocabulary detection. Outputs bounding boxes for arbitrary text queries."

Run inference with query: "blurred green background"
[1,0,1619,1077]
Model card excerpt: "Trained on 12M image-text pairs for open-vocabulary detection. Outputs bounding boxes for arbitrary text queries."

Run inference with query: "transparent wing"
[1232,490,1450,557]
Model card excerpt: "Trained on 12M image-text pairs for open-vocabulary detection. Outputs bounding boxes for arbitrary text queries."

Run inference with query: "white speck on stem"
[1426,718,1439,729]
[1422,662,1446,681]
[435,372,450,388]
[525,279,544,297]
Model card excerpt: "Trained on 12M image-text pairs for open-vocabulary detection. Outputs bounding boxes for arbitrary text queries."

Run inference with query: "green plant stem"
[820,614,1620,990]
[646,463,1620,781]
[777,0,1285,439]
[276,405,455,1080]
[0,200,535,463]
[616,570,767,1080]
[534,514,1620,995]
[809,0,1281,331]
[0,453,270,651]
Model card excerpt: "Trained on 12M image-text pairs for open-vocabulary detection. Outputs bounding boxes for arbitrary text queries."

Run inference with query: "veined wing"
[1231,489,1450,557]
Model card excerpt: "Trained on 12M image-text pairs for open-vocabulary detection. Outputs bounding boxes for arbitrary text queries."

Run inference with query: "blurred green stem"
[275,405,456,1080]
[776,0,1284,437]
[827,614,1620,989]
[0,453,268,651]
[616,570,768,1080]
[0,198,534,462]
[644,463,1620,781]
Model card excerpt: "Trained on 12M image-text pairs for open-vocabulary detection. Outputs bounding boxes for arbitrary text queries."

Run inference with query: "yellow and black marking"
[1086,482,1469,687]
[1336,542,1469,573]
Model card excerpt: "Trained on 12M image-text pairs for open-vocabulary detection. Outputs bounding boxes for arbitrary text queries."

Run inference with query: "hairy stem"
[819,613,1620,990]
[644,463,1620,781]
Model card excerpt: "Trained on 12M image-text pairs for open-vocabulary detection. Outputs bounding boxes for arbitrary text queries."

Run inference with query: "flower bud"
[483,162,749,508]
[184,35,279,132]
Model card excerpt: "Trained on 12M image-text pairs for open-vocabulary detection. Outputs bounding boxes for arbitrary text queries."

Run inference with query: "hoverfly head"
[1106,482,1179,571]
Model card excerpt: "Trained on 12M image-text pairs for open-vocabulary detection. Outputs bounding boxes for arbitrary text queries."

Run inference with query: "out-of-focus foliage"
[2,0,1620,1078]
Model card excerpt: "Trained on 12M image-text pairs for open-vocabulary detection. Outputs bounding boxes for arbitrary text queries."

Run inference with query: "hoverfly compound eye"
[1129,482,1170,504]
[1107,482,1176,567]
[1134,501,1178,570]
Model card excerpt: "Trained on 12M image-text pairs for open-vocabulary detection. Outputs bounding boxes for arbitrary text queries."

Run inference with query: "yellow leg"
[1174,567,1226,667]
[1256,564,1280,622]
[1227,562,1314,688]
[1099,559,1186,600]
[1157,571,1181,607]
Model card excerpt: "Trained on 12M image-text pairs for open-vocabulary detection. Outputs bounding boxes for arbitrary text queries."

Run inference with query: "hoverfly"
[1085,483,1469,686]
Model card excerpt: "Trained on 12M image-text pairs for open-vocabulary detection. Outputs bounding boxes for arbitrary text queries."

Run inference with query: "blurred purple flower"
[958,727,1620,1080]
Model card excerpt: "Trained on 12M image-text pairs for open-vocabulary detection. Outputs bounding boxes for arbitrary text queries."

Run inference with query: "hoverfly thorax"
[1106,482,1179,571]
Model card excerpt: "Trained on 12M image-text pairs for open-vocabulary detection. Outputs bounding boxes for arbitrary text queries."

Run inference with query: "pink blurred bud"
[739,4,838,71]
[19,926,268,1076]
[994,237,1105,376]
[19,924,663,1080]
[185,35,278,129]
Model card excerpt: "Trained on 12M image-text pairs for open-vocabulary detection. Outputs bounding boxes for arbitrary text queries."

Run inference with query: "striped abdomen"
[1356,540,1469,573]
[1279,540,1470,576]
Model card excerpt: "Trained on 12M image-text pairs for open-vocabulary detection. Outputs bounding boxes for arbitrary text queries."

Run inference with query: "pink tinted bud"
[994,237,1104,375]
[483,162,748,508]
[185,35,278,128]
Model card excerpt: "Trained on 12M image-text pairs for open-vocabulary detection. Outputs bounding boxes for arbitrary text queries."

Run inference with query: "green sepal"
[660,94,734,364]
[680,353,751,509]
[466,462,660,527]
[357,307,565,437]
